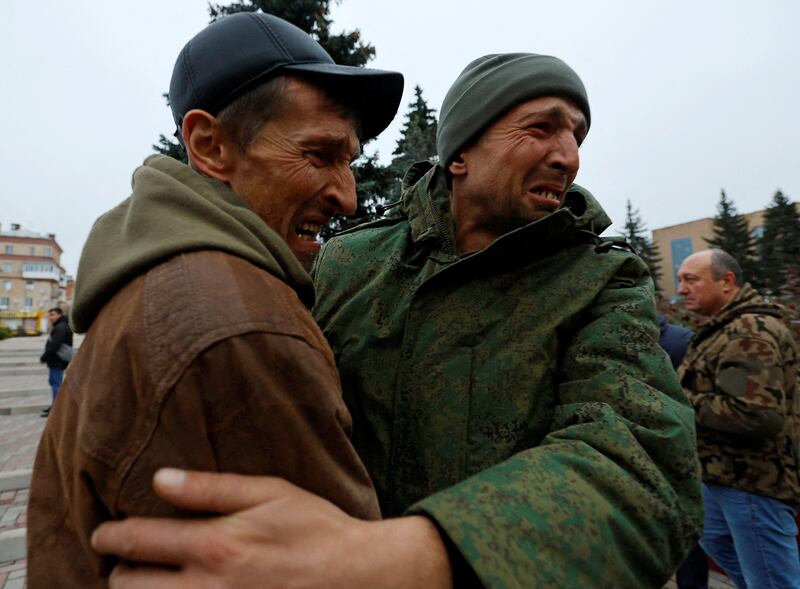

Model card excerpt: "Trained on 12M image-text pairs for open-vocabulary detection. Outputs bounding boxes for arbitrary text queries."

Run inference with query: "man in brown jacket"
[27,12,405,588]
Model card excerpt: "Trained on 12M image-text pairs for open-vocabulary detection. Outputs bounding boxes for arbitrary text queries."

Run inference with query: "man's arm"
[407,255,702,588]
[94,469,452,589]
[685,332,787,438]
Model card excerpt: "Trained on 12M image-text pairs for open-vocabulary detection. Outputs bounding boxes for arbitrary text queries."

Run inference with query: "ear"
[721,271,737,291]
[181,109,237,181]
[447,154,468,178]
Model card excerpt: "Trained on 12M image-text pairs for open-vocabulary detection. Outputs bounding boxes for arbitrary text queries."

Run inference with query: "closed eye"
[305,150,331,166]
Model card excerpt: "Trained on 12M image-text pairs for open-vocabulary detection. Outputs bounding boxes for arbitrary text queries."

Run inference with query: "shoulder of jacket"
[147,252,311,335]
[329,215,408,240]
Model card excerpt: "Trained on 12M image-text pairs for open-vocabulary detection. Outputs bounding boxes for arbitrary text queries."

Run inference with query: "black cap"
[169,12,404,141]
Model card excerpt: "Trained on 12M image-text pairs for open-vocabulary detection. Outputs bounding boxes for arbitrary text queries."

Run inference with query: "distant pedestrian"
[38,307,73,417]
[659,314,710,589]
[678,249,800,589]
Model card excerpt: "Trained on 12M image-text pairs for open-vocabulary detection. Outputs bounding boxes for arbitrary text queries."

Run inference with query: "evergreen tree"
[152,94,187,162]
[623,200,662,293]
[389,86,438,182]
[325,85,439,234]
[704,189,756,283]
[207,1,374,66]
[759,190,800,294]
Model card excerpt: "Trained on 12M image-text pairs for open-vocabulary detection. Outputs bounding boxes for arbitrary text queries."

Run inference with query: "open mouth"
[529,188,561,201]
[296,221,323,242]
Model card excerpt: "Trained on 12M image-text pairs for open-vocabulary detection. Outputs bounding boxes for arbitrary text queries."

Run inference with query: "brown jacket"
[27,157,380,588]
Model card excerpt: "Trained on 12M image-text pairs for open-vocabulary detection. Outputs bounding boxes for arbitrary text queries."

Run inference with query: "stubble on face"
[226,77,360,270]
[449,96,586,253]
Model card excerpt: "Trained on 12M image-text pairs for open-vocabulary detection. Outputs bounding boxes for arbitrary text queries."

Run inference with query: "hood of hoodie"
[399,161,612,256]
[71,155,314,333]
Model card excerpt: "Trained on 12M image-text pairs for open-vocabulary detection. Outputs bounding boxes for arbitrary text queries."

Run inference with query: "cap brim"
[283,63,404,141]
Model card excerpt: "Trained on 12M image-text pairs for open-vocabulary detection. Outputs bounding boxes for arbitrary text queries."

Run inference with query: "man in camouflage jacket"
[311,54,702,588]
[678,249,800,588]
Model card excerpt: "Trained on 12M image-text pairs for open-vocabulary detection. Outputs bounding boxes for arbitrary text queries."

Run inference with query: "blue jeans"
[48,367,64,404]
[700,483,800,589]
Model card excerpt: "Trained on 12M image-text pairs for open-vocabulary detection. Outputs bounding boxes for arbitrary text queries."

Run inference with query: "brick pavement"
[0,336,54,589]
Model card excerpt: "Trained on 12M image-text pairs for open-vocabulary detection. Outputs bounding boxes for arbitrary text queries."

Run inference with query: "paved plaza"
[0,334,738,589]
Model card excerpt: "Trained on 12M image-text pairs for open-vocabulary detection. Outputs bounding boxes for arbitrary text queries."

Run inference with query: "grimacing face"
[226,77,360,270]
[449,96,587,241]
[677,252,730,317]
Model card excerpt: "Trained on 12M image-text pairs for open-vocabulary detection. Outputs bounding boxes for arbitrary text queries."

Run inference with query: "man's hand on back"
[92,469,453,589]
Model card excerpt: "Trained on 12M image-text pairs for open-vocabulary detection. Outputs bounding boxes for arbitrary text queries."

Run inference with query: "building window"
[29,246,35,255]
[1,263,11,273]
[25,280,34,291]
[44,247,52,257]
[23,263,54,273]
[2,281,10,292]
[0,297,8,308]
[3,245,11,254]
[671,238,693,290]
[24,298,33,308]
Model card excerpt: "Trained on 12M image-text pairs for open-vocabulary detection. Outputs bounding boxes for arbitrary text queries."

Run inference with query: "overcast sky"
[3,0,798,276]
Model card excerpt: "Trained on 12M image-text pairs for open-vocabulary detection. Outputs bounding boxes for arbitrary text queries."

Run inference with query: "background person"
[678,248,800,589]
[38,306,72,418]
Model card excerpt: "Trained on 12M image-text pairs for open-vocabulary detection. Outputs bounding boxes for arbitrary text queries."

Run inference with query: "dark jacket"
[39,314,73,370]
[678,283,800,502]
[313,161,702,589]
[28,156,379,589]
[659,315,694,370]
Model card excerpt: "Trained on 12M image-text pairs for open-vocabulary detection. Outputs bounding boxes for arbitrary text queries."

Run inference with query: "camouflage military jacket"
[313,162,702,588]
[678,284,800,502]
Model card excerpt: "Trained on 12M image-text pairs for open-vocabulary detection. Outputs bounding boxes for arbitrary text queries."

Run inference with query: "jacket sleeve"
[685,331,787,439]
[408,256,702,589]
[116,331,380,522]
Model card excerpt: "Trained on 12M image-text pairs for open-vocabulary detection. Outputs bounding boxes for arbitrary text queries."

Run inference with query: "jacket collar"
[694,283,783,340]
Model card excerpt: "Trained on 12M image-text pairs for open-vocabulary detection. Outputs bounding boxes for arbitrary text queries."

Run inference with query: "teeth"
[532,190,559,201]
[296,222,323,241]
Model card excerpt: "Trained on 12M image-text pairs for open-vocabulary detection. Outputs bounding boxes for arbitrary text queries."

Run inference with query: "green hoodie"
[71,155,313,333]
[313,161,702,589]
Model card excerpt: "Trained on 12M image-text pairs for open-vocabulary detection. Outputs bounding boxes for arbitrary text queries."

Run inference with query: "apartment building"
[652,202,800,300]
[0,223,70,332]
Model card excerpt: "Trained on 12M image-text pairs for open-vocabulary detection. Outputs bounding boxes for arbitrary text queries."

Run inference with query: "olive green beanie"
[436,53,590,166]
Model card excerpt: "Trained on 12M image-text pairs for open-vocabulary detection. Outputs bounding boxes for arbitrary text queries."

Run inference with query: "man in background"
[38,306,72,418]
[678,248,800,589]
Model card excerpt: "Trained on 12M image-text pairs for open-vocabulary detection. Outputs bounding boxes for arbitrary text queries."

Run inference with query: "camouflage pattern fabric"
[678,284,800,502]
[313,162,702,588]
